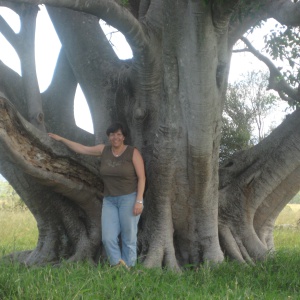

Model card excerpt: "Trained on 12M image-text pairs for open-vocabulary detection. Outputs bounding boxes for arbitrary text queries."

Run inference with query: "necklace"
[112,145,127,157]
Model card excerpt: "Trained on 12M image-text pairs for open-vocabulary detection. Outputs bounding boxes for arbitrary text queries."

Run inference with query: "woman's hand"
[48,133,63,141]
[133,202,143,216]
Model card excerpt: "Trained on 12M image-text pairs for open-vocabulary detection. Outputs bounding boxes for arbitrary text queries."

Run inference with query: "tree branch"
[46,6,125,143]
[138,0,149,19]
[142,0,162,34]
[228,1,269,47]
[8,0,149,56]
[213,0,239,26]
[18,4,46,131]
[0,3,46,129]
[240,36,300,104]
[232,48,248,53]
[0,60,27,115]
[0,0,23,12]
[127,0,141,18]
[42,48,78,135]
[266,0,300,26]
[0,95,102,205]
[0,15,19,49]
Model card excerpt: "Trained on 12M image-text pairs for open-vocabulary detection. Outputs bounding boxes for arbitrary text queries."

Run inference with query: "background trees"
[220,70,284,162]
[0,181,25,209]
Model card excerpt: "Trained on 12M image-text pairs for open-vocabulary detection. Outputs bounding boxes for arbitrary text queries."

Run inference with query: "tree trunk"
[0,0,299,268]
[219,110,300,262]
[0,96,103,265]
[139,1,227,268]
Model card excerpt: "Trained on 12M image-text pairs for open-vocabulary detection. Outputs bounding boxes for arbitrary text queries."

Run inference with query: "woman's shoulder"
[123,145,134,158]
[101,145,111,155]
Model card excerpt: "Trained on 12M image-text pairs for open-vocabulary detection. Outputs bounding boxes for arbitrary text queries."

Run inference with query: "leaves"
[121,0,129,7]
[0,181,26,210]
[220,71,280,162]
[230,1,265,25]
[264,25,300,88]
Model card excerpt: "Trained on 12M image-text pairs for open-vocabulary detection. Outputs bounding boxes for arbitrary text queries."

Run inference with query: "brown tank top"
[99,145,137,196]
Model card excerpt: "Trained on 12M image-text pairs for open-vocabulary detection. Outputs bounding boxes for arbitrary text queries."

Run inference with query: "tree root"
[219,223,268,264]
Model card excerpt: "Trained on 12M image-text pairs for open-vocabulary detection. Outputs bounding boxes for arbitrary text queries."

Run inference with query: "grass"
[276,204,300,227]
[0,210,37,257]
[1,251,300,299]
[0,208,300,299]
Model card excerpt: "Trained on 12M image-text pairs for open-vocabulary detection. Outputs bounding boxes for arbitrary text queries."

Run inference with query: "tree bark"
[219,110,300,262]
[0,96,103,265]
[1,0,300,268]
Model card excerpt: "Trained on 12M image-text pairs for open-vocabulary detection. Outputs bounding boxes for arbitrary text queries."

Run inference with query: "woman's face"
[109,129,125,147]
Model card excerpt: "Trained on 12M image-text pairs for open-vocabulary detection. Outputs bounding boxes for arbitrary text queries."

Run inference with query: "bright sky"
[229,19,292,131]
[0,6,290,134]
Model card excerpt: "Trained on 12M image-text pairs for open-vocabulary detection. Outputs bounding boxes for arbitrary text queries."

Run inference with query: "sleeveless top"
[99,145,137,197]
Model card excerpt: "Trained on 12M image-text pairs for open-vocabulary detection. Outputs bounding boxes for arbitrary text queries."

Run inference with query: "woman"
[48,122,146,268]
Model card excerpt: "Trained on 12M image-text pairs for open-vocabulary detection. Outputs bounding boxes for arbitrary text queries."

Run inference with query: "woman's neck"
[111,144,127,157]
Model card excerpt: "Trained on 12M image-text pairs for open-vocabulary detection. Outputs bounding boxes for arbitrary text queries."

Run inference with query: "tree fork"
[0,96,104,265]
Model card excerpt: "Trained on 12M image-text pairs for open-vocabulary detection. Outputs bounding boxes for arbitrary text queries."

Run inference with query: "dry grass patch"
[287,204,300,212]
[0,210,37,256]
[275,204,300,227]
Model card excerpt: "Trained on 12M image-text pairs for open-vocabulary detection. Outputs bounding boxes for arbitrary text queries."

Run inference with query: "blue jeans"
[102,192,140,266]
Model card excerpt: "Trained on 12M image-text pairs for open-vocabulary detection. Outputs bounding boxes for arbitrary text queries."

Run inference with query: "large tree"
[1,0,300,268]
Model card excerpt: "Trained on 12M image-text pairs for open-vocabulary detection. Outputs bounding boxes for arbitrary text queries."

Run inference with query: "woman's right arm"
[48,133,105,156]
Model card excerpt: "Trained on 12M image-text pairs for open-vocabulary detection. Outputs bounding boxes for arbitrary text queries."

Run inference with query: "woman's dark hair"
[106,122,127,137]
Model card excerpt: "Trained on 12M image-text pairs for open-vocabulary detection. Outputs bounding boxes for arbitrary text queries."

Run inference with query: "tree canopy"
[1,0,300,269]
[221,70,284,162]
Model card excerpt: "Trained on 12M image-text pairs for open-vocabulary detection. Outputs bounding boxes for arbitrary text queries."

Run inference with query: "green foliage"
[230,2,265,25]
[264,25,300,94]
[120,0,129,6]
[290,192,300,204]
[220,84,253,162]
[220,71,280,162]
[0,181,26,211]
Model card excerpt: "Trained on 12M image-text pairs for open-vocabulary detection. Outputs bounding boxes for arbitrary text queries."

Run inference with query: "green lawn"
[0,209,299,299]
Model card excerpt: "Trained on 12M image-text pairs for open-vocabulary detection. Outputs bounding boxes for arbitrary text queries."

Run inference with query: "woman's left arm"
[132,148,146,216]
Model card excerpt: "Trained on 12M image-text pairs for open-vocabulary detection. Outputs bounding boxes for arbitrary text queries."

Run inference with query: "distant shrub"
[276,204,300,227]
[0,181,26,211]
[289,192,300,204]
